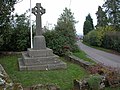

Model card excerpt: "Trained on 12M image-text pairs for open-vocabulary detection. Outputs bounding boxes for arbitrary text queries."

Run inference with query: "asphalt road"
[77,41,120,67]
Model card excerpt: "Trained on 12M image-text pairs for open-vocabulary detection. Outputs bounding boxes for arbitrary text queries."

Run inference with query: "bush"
[44,30,79,56]
[0,27,14,51]
[83,26,116,47]
[103,31,120,52]
[0,14,31,51]
[87,74,102,89]
[83,30,102,46]
[83,26,120,53]
[44,30,65,56]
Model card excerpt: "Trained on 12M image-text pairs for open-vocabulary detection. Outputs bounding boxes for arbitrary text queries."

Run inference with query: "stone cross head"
[32,3,45,35]
[32,3,45,16]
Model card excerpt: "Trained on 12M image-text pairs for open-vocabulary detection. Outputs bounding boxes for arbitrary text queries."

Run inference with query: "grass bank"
[73,50,96,64]
[0,55,88,90]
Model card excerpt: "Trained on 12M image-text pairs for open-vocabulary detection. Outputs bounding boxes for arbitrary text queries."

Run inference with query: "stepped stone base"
[28,48,54,57]
[18,58,66,70]
[18,35,67,71]
[18,48,67,71]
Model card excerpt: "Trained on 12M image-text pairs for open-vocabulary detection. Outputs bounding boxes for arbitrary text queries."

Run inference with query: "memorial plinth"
[18,3,66,70]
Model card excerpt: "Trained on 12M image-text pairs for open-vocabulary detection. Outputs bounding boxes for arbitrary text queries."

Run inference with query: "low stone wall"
[73,79,90,90]
[0,64,23,90]
[65,55,120,90]
[0,64,7,75]
[73,75,106,90]
[65,55,92,69]
[29,84,60,90]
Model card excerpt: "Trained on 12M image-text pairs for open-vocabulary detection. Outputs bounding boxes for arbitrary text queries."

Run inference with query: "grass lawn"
[0,55,88,90]
[73,50,96,64]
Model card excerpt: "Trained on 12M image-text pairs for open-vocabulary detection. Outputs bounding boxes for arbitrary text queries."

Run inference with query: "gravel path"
[77,41,120,67]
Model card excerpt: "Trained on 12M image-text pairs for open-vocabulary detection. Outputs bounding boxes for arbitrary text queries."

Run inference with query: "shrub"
[83,26,116,47]
[44,30,66,56]
[44,30,79,56]
[83,30,102,46]
[103,31,120,52]
[87,74,102,89]
[0,14,31,51]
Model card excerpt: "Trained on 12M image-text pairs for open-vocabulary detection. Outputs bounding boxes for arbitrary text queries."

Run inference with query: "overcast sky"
[14,0,104,35]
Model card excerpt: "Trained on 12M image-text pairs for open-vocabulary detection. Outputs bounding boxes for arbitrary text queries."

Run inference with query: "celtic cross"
[32,3,45,35]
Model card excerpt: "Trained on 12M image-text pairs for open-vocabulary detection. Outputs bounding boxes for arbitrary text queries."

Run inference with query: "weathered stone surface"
[32,3,45,36]
[18,58,66,71]
[0,64,7,76]
[22,52,60,65]
[19,46,66,71]
[30,84,60,90]
[33,36,46,50]
[47,62,67,70]
[65,55,92,69]
[0,64,23,90]
[28,48,53,57]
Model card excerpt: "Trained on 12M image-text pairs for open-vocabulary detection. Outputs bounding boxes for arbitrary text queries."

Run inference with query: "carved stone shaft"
[32,3,45,36]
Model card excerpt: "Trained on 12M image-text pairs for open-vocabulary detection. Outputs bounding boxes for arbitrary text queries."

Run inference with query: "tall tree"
[96,6,108,27]
[103,0,120,29]
[83,14,94,35]
[0,13,31,51]
[0,0,16,50]
[12,14,31,51]
[0,0,16,28]
[55,8,78,53]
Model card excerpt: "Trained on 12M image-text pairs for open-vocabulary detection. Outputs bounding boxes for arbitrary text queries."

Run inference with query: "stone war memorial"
[18,3,67,70]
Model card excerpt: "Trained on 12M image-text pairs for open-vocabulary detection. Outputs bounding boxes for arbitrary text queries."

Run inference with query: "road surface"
[77,41,120,67]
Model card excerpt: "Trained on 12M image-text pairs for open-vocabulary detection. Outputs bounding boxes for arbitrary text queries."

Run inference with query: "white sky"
[14,0,104,35]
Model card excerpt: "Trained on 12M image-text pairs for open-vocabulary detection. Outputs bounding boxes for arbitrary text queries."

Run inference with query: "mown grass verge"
[73,50,96,64]
[0,55,88,90]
